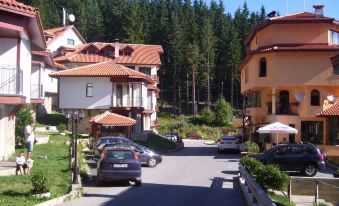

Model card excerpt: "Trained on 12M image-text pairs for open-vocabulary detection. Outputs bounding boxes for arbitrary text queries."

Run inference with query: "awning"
[257,122,298,134]
[89,111,136,126]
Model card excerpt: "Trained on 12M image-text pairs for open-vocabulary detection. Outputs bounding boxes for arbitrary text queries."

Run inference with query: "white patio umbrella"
[257,122,298,145]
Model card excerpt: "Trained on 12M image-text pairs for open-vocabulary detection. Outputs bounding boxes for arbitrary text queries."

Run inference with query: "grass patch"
[36,113,67,127]
[268,192,295,206]
[136,134,176,152]
[0,135,71,205]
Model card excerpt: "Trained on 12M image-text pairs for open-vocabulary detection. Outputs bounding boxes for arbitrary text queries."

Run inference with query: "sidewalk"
[291,195,334,206]
[0,161,16,176]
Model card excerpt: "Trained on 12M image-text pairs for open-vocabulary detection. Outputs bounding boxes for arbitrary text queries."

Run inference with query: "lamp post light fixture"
[64,109,84,184]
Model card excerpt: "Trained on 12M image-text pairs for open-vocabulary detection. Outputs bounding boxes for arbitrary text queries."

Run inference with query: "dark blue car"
[93,136,133,157]
[96,145,142,186]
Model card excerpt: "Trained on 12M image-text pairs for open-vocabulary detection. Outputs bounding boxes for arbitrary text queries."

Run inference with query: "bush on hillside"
[214,98,233,126]
[31,169,49,194]
[200,107,215,124]
[256,164,290,191]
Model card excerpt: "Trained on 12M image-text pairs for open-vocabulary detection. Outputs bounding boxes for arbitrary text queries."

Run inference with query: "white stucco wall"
[0,105,15,160]
[20,38,31,103]
[59,77,112,109]
[0,38,17,66]
[44,68,58,93]
[48,28,84,57]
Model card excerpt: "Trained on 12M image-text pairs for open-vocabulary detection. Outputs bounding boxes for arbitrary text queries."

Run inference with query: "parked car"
[96,144,141,186]
[132,144,162,167]
[96,142,162,167]
[250,144,326,177]
[164,134,177,142]
[186,132,203,140]
[93,136,134,157]
[217,136,239,153]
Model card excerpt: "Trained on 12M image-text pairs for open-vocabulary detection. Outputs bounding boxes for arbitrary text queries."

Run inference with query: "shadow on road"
[81,176,246,206]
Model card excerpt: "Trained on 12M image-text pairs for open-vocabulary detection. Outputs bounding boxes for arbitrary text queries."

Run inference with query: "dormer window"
[104,50,113,56]
[82,50,96,54]
[259,58,267,77]
[67,38,75,46]
[124,51,132,56]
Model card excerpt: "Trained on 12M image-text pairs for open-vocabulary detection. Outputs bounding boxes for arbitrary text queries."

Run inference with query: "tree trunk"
[231,67,234,107]
[192,67,197,117]
[172,58,177,117]
[186,72,189,114]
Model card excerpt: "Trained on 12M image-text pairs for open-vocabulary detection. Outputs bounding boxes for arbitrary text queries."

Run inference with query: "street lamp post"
[64,110,84,184]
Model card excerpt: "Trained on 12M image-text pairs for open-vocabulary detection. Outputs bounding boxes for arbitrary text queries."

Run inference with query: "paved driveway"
[60,140,246,206]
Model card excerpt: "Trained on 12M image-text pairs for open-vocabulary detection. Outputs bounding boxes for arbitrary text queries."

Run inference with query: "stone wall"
[291,177,339,205]
[67,110,102,135]
[0,105,16,160]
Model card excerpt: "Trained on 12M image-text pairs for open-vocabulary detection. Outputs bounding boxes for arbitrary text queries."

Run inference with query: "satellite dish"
[68,14,75,22]
[327,94,335,102]
[295,92,304,103]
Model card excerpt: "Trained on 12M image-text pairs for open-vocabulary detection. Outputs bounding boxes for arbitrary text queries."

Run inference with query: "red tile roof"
[317,103,339,117]
[54,42,163,66]
[147,84,160,92]
[44,25,86,46]
[0,0,37,17]
[49,61,154,83]
[245,12,335,44]
[54,62,67,70]
[90,111,136,126]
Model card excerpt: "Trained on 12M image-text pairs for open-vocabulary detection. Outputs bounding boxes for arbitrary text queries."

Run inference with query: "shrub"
[15,105,33,146]
[58,123,67,132]
[245,141,260,154]
[31,169,49,194]
[240,157,264,175]
[256,164,290,191]
[214,98,233,126]
[200,107,215,124]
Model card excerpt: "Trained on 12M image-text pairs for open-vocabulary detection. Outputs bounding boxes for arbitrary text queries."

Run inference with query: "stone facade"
[0,105,16,160]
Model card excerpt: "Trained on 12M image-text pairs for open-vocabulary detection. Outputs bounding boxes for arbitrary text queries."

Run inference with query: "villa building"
[239,5,339,159]
[0,0,49,159]
[51,40,163,136]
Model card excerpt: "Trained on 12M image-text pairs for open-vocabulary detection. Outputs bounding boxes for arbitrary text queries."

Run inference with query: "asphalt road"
[60,140,246,206]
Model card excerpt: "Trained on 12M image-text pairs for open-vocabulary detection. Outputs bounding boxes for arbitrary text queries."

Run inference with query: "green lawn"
[0,135,71,206]
[268,192,295,206]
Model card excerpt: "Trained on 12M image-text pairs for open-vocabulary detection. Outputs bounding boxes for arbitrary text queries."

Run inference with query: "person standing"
[24,122,35,160]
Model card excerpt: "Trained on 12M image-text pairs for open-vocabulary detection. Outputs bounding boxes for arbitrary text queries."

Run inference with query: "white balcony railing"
[0,65,23,95]
[115,96,144,107]
[31,83,43,99]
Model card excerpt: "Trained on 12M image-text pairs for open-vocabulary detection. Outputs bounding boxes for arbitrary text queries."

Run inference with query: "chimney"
[114,38,119,59]
[313,5,324,18]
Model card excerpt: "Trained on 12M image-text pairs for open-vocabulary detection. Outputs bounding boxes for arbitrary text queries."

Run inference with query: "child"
[16,151,29,175]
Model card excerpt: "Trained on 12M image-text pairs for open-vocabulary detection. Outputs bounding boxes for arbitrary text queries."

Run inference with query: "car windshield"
[106,150,135,160]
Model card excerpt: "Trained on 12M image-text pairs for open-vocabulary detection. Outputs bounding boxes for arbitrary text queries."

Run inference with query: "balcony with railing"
[150,75,159,83]
[31,83,43,99]
[0,65,23,96]
[115,96,144,108]
[267,102,299,115]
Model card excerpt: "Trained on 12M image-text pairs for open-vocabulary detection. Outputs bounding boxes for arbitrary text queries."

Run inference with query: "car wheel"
[303,164,317,177]
[134,179,142,187]
[147,158,157,167]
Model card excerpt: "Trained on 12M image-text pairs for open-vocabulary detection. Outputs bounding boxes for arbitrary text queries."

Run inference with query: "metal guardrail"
[0,65,23,95]
[238,165,276,206]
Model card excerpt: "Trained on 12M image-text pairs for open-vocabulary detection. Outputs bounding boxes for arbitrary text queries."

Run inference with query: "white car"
[217,136,239,153]
[164,134,177,142]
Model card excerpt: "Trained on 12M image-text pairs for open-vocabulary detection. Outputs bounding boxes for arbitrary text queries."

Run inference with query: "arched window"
[259,58,267,77]
[310,90,320,106]
[86,83,93,97]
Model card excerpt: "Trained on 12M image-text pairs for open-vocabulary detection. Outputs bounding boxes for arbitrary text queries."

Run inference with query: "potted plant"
[333,169,339,178]
[31,169,51,198]
[58,123,67,135]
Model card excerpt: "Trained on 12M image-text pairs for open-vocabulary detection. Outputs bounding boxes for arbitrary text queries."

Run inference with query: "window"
[87,50,96,54]
[334,64,339,75]
[116,84,123,106]
[247,91,261,107]
[86,83,93,97]
[67,38,75,46]
[139,67,151,75]
[310,89,320,106]
[271,146,290,155]
[301,121,324,144]
[104,50,113,56]
[329,30,339,45]
[259,58,267,77]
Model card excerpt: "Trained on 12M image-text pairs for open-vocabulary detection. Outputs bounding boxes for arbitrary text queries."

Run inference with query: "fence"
[238,165,276,206]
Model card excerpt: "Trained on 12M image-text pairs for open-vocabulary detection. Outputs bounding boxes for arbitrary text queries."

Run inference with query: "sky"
[210,0,338,20]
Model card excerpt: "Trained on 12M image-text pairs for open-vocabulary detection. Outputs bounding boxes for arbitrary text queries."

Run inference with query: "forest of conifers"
[20,0,267,115]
